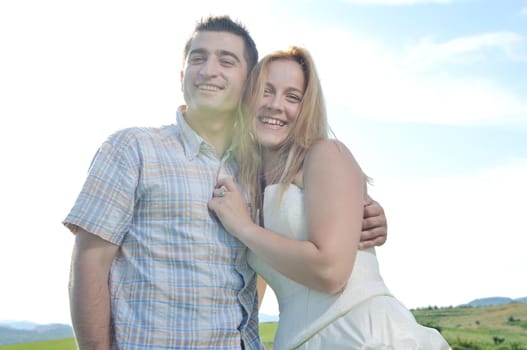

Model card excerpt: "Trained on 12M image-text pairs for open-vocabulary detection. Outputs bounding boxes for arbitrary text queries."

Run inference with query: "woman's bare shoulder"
[306,138,353,162]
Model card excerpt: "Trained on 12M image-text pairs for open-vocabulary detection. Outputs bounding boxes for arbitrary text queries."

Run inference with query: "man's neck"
[184,109,234,157]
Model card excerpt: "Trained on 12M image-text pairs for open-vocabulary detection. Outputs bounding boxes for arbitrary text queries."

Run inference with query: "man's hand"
[360,195,388,249]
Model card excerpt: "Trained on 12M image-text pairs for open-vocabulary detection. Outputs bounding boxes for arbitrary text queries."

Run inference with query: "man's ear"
[180,70,184,88]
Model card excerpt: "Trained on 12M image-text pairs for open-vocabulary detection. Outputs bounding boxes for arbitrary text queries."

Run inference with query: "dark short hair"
[183,15,258,74]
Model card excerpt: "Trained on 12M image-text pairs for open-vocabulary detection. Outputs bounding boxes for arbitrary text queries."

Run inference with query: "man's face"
[181,31,248,117]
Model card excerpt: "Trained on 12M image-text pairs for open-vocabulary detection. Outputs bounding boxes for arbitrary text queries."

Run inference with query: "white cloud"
[342,75,527,125]
[370,159,527,308]
[301,29,527,126]
[406,31,527,67]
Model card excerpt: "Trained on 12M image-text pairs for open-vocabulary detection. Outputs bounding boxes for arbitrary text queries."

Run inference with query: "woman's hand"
[208,177,255,238]
[359,194,388,249]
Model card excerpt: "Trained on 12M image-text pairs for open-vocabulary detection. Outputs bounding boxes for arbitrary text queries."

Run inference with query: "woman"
[208,47,450,349]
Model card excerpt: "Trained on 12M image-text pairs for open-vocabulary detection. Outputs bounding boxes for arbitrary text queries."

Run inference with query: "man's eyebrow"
[188,48,208,56]
[216,50,241,63]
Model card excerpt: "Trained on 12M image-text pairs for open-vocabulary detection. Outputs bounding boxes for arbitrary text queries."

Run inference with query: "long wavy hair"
[234,46,329,222]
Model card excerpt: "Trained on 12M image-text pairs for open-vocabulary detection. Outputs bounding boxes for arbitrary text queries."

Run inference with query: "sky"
[0,0,526,325]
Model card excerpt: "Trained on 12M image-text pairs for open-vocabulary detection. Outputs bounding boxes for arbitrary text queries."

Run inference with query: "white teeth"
[198,84,221,91]
[261,117,285,127]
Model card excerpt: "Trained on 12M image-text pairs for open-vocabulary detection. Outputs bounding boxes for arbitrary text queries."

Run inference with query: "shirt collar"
[176,105,237,162]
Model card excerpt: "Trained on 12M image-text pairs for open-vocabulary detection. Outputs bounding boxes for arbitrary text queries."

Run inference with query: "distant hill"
[463,296,527,307]
[259,313,279,323]
[0,321,38,331]
[0,321,73,346]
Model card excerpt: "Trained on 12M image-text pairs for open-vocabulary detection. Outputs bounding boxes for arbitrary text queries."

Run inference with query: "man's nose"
[199,58,220,77]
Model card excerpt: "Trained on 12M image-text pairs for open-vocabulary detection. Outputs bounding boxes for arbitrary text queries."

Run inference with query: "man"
[64,16,387,350]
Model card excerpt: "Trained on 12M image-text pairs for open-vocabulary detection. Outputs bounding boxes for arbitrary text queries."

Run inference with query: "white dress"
[248,184,450,350]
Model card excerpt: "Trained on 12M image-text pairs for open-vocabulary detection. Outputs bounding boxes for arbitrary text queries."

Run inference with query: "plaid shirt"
[64,106,261,349]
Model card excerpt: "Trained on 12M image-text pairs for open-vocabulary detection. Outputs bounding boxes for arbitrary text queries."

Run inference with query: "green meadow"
[0,338,76,350]
[413,303,527,349]
[260,303,527,349]
[2,303,526,349]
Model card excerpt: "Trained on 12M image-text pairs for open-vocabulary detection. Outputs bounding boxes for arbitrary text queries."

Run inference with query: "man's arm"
[360,195,388,249]
[69,227,119,350]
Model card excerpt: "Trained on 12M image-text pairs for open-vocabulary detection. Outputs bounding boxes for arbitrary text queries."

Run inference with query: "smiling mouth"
[197,84,224,92]
[259,116,286,127]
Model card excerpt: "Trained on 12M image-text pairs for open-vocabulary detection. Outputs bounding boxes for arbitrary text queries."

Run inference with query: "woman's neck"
[261,149,281,186]
[261,147,304,188]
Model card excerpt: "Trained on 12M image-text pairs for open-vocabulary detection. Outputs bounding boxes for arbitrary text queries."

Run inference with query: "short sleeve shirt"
[64,106,261,349]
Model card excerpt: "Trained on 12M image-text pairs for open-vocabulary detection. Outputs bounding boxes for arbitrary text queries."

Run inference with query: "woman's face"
[253,59,305,151]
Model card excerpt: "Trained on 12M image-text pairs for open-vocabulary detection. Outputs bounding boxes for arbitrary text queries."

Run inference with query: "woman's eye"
[287,94,301,102]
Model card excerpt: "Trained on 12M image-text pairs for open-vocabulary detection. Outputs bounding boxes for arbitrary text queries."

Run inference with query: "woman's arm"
[302,139,364,292]
[208,140,364,294]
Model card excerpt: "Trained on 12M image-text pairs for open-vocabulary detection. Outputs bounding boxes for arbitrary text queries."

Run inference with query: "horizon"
[2,295,526,327]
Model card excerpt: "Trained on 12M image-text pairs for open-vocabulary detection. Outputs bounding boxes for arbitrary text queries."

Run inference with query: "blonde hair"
[234,46,329,221]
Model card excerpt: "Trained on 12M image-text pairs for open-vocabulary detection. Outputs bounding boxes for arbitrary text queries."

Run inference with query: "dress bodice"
[248,184,392,349]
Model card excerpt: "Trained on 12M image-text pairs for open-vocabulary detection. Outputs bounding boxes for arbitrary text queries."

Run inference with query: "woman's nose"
[268,94,282,110]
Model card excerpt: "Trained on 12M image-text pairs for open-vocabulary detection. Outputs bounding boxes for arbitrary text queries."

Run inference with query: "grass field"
[414,303,527,349]
[1,303,526,349]
[0,338,76,350]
